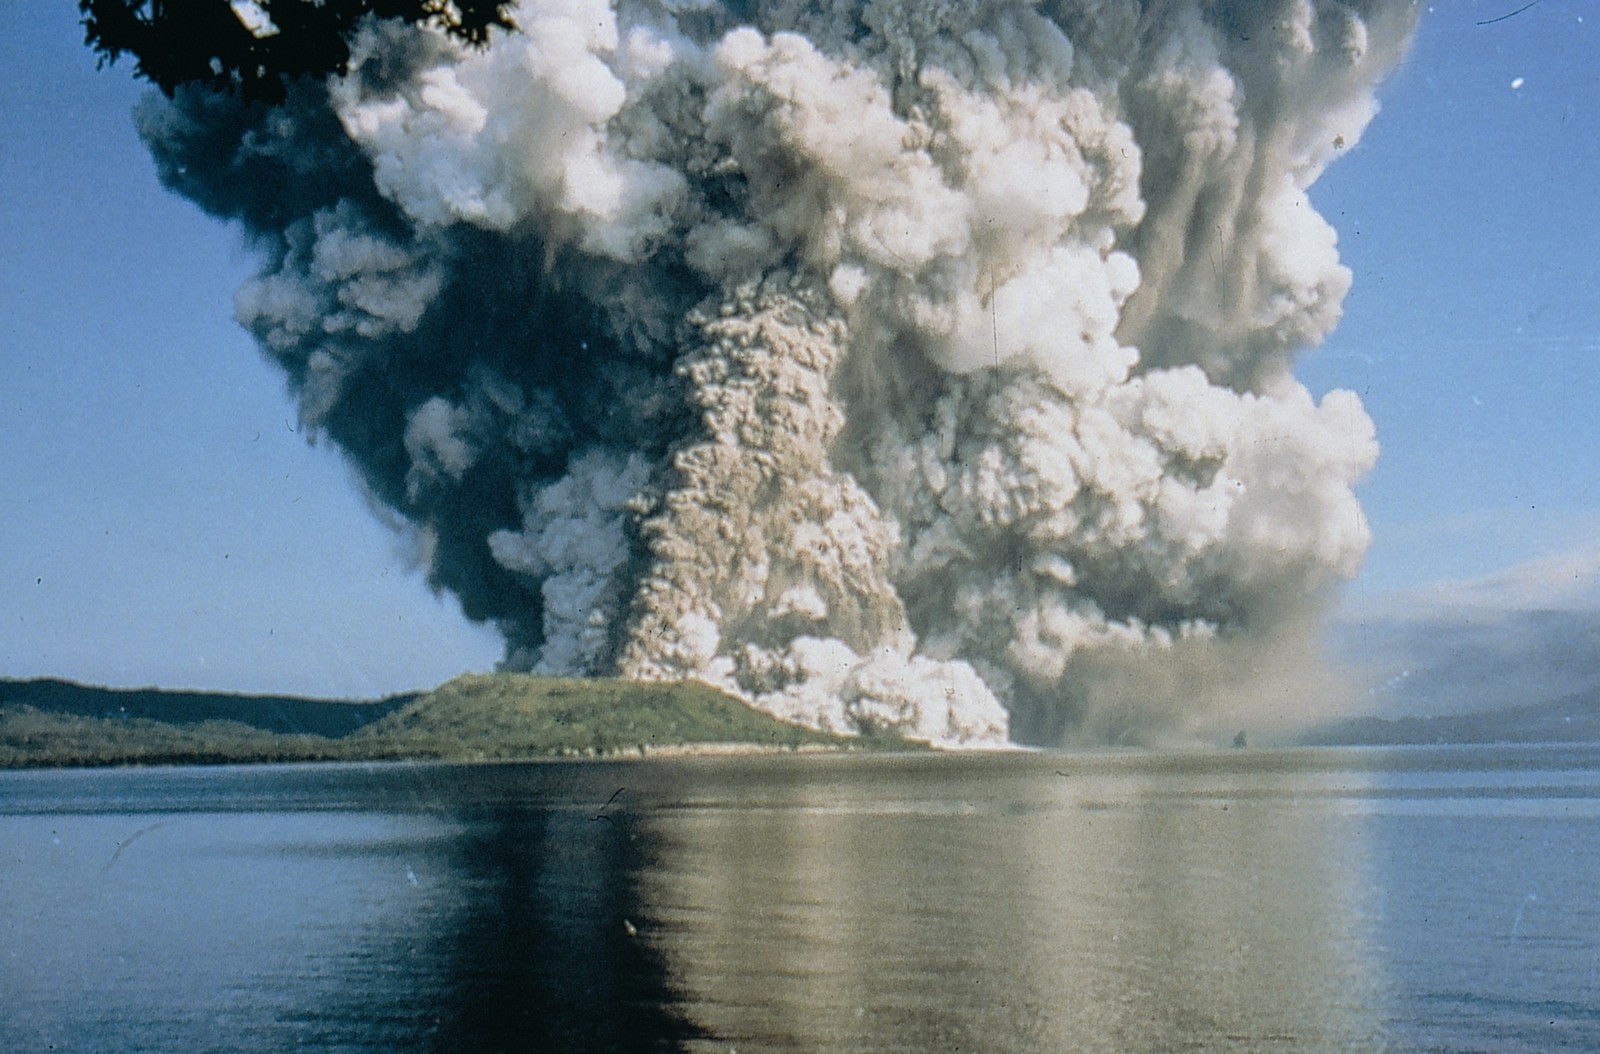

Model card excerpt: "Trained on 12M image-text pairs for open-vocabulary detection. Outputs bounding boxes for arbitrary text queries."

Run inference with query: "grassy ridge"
[0,674,862,769]
[347,674,851,760]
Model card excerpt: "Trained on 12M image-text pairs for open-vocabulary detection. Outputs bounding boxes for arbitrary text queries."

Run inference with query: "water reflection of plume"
[426,803,704,1051]
[626,754,1387,1051]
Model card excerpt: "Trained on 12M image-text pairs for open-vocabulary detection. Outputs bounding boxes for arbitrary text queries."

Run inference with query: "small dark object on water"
[591,786,626,825]
[1233,730,1249,749]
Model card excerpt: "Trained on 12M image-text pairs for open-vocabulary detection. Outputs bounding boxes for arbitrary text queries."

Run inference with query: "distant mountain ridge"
[1300,692,1600,746]
[0,677,412,737]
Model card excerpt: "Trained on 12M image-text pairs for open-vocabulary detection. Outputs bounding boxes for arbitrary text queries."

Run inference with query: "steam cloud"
[137,0,1418,746]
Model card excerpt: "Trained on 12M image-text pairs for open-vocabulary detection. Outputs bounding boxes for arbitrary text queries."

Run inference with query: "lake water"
[3,746,1599,1052]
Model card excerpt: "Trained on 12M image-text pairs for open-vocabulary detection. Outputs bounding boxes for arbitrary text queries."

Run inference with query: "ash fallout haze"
[6,1,1596,745]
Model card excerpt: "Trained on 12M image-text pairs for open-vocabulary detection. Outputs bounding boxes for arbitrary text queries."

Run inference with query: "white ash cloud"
[135,0,1418,746]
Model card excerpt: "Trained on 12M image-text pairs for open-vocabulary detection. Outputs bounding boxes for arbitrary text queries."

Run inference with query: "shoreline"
[0,673,919,770]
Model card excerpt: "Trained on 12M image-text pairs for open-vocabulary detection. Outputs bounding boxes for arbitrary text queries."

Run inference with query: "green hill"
[0,674,865,768]
[346,674,851,760]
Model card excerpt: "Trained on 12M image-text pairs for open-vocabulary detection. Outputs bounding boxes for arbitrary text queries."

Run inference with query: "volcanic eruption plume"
[136,0,1418,746]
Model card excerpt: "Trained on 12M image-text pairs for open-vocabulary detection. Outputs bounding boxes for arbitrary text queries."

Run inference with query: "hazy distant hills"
[0,674,856,768]
[1319,569,1600,747]
[0,678,415,736]
[1300,692,1600,747]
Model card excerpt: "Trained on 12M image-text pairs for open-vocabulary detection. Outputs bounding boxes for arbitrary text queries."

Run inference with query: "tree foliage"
[0,674,875,768]
[81,0,516,101]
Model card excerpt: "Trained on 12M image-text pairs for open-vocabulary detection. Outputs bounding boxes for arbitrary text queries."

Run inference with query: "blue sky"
[2,1,1597,704]
[0,2,504,696]
[1303,0,1600,596]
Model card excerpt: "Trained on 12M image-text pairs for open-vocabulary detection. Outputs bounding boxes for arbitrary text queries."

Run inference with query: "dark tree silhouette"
[81,0,516,101]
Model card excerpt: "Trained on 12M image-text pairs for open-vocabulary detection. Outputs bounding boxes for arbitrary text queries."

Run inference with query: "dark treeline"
[80,0,516,100]
[1,677,411,735]
[0,674,865,768]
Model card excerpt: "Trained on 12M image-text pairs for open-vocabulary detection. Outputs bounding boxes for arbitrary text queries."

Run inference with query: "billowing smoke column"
[138,0,1418,746]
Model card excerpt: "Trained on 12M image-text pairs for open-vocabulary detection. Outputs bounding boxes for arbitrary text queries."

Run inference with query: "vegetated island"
[0,674,896,769]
